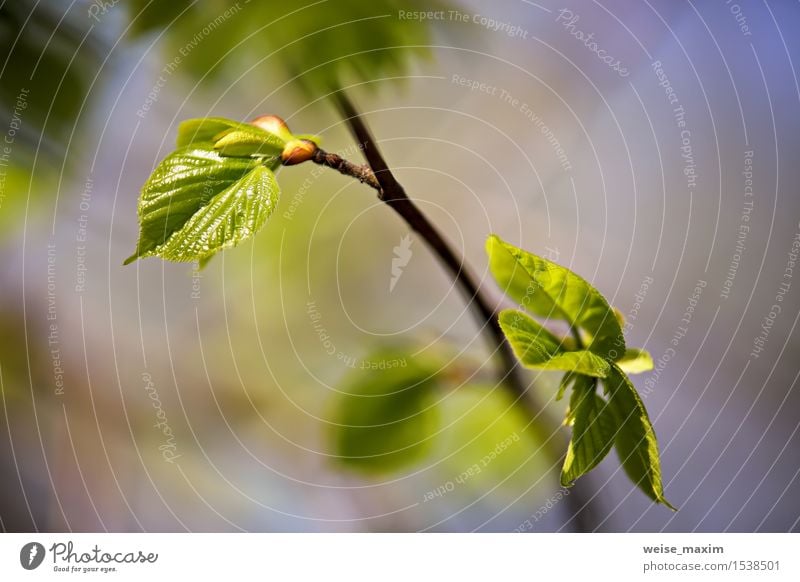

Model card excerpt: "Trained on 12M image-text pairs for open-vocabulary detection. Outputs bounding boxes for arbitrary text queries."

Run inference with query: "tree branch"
[311,149,380,191]
[311,146,530,399]
[325,93,529,400]
[312,90,598,532]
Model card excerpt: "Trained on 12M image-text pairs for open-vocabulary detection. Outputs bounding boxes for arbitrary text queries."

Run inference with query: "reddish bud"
[281,139,318,165]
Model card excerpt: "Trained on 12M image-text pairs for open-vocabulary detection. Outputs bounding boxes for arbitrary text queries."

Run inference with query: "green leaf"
[125,145,280,264]
[617,348,654,374]
[499,310,610,378]
[198,255,214,270]
[561,376,616,486]
[556,372,577,402]
[176,118,243,147]
[295,133,322,146]
[331,352,440,474]
[213,128,286,158]
[177,117,288,160]
[605,363,675,509]
[563,374,589,427]
[487,235,625,359]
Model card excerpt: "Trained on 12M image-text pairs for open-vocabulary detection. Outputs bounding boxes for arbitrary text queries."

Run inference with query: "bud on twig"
[249,115,319,165]
[281,139,318,166]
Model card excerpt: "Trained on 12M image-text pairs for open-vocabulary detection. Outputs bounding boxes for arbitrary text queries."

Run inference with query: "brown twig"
[311,149,381,191]
[311,144,529,397]
[312,90,598,532]
[325,94,528,398]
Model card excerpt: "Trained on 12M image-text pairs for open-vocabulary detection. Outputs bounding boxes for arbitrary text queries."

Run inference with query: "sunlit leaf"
[616,348,654,374]
[177,117,288,160]
[213,129,285,158]
[499,310,610,378]
[605,363,675,509]
[125,145,280,264]
[561,376,616,486]
[556,372,577,402]
[487,235,625,359]
[176,118,244,147]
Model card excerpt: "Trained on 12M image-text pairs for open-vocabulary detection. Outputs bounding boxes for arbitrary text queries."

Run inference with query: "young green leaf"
[561,376,616,486]
[212,128,286,158]
[563,374,589,427]
[125,145,280,264]
[499,310,610,377]
[331,352,440,474]
[295,133,322,146]
[605,363,675,509]
[487,235,625,360]
[177,117,289,160]
[176,117,243,147]
[616,348,655,374]
[556,372,577,402]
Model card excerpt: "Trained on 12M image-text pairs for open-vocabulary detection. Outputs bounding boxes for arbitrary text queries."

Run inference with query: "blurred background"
[0,0,798,532]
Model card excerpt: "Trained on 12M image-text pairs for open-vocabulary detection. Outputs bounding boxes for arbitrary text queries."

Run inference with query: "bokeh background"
[1,0,798,532]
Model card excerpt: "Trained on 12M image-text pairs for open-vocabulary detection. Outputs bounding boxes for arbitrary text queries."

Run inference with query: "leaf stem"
[570,326,585,350]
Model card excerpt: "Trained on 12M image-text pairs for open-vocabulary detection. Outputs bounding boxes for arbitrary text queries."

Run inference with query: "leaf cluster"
[488,235,673,508]
[126,117,306,265]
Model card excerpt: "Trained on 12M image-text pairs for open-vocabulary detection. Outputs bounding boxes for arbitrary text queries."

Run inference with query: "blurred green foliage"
[329,346,552,493]
[0,1,103,241]
[0,0,102,154]
[436,384,550,500]
[330,349,441,473]
[125,0,451,96]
